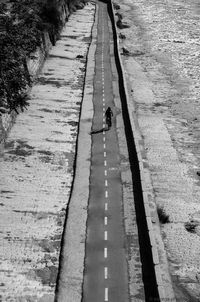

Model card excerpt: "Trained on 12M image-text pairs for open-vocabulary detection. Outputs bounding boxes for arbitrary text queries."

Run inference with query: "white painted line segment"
[104,230,108,240]
[104,160,107,167]
[105,190,108,198]
[105,179,108,187]
[104,217,108,225]
[104,267,108,279]
[105,288,108,302]
[104,247,107,258]
[104,170,107,176]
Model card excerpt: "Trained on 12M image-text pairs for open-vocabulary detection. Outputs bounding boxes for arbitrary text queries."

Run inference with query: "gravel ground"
[0,4,95,301]
[114,0,200,300]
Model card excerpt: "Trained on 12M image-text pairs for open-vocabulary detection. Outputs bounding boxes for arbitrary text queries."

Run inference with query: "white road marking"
[104,247,107,258]
[105,190,108,198]
[103,123,105,128]
[105,203,108,211]
[103,143,106,149]
[104,169,107,176]
[104,160,107,166]
[103,117,105,122]
[103,136,106,142]
[104,151,106,157]
[104,230,108,240]
[105,179,108,187]
[104,267,108,279]
[105,288,108,302]
[103,130,105,135]
[103,107,105,112]
[104,216,108,225]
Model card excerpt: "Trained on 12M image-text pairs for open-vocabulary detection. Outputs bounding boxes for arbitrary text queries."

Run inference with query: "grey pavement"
[82,2,129,301]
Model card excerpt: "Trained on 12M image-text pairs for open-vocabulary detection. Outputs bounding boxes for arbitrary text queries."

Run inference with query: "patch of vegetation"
[157,206,170,224]
[185,221,198,233]
[0,0,67,113]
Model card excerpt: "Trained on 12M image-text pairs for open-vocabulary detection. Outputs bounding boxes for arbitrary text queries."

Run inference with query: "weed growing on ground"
[185,221,197,233]
[157,206,170,224]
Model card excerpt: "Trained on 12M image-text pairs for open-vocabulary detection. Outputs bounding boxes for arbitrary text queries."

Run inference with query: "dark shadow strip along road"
[107,0,160,301]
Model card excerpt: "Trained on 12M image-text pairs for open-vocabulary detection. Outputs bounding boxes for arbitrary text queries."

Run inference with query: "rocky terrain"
[114,0,200,300]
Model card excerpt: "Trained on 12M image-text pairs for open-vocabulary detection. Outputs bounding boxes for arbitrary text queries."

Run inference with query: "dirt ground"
[114,0,200,300]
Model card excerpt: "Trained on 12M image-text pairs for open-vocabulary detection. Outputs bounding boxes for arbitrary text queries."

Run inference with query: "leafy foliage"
[0,0,64,113]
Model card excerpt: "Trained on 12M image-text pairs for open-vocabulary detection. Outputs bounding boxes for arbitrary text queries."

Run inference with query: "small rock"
[116,19,130,29]
[119,33,126,39]
[76,55,84,59]
[113,3,120,10]
[121,47,130,56]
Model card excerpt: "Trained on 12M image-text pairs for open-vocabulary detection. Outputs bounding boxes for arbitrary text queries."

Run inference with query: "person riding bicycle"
[105,107,113,129]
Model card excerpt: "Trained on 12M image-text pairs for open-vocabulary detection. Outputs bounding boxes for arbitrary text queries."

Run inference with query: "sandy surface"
[114,0,200,300]
[0,4,95,301]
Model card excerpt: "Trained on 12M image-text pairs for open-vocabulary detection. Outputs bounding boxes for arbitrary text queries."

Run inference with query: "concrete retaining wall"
[109,0,176,301]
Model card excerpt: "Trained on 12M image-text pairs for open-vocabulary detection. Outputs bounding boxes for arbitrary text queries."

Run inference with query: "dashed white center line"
[105,288,108,302]
[104,267,108,279]
[102,15,109,302]
[104,230,108,240]
[104,216,108,225]
[104,247,107,258]
[104,151,106,157]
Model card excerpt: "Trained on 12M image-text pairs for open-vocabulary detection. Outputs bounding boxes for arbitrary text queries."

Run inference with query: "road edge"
[55,3,98,302]
[109,0,176,301]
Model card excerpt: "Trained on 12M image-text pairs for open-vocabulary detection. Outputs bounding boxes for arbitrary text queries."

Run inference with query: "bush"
[157,206,170,224]
[0,0,65,112]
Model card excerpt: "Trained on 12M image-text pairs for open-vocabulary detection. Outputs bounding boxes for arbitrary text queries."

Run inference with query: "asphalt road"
[82,2,129,301]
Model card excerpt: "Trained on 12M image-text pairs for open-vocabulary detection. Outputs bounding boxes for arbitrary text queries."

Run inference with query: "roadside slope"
[0,4,95,301]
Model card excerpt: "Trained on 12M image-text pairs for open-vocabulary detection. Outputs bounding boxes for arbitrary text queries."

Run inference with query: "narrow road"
[82,2,129,301]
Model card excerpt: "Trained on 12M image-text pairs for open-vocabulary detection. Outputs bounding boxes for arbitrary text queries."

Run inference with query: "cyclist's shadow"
[91,127,109,134]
